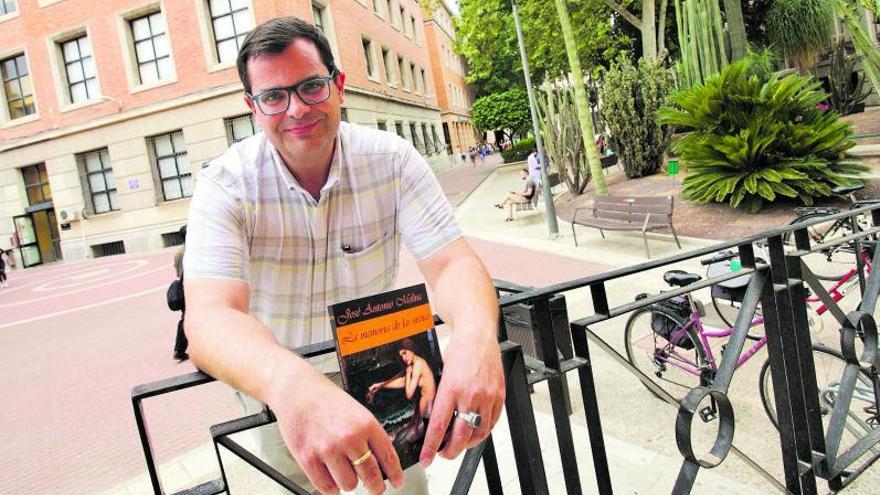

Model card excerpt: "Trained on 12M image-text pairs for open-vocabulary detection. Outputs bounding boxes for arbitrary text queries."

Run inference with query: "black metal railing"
[132,203,880,494]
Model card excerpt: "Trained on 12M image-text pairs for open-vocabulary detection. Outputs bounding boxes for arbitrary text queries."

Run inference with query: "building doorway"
[13,209,61,268]
[14,163,62,268]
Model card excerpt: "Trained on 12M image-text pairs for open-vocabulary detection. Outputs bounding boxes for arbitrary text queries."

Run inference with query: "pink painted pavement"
[0,238,610,495]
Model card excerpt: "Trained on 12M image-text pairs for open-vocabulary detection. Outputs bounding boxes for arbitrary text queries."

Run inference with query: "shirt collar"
[268,134,342,197]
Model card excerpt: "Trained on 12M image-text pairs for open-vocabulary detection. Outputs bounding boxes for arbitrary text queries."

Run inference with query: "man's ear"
[334,71,346,104]
[244,94,256,114]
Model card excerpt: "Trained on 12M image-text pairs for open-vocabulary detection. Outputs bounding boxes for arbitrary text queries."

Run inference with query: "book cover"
[328,284,443,470]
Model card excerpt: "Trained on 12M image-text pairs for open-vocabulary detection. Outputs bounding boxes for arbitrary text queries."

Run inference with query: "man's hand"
[270,371,405,495]
[418,329,505,465]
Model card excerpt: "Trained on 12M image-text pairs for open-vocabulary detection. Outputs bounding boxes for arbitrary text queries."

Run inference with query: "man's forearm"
[187,306,320,409]
[428,251,498,340]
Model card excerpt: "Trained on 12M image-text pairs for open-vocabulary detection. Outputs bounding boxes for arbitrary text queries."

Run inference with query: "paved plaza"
[3,155,879,494]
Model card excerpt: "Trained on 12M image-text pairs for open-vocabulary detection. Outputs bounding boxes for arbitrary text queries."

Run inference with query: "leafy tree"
[455,0,523,96]
[456,0,630,97]
[471,89,531,142]
[659,60,866,213]
[601,56,674,178]
[602,0,670,60]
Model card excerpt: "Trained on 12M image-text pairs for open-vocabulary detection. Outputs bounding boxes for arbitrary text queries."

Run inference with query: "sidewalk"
[94,157,880,494]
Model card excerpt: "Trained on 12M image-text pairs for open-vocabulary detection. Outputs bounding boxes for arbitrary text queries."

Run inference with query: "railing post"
[533,297,582,495]
[502,342,550,495]
[764,235,819,494]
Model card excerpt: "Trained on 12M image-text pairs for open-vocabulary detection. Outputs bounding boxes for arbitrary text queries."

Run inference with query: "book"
[328,284,444,470]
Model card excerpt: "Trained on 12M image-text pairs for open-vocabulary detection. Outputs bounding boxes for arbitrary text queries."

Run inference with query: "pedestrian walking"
[0,249,9,288]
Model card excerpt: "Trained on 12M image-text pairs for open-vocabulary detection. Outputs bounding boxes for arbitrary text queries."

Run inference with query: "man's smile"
[285,119,322,135]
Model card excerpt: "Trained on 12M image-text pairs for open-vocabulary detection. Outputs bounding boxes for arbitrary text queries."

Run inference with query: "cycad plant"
[659,60,866,213]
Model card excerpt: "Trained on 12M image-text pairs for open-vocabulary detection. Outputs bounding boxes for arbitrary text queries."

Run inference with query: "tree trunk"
[657,0,669,57]
[642,0,657,59]
[554,0,607,194]
[721,0,747,61]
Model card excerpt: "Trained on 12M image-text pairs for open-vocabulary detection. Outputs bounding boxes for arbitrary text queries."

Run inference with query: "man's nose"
[285,93,311,119]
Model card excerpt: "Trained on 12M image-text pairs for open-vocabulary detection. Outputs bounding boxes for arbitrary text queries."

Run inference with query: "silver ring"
[456,410,482,429]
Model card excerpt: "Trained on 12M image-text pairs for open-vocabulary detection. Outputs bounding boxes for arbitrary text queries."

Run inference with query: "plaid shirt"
[184,122,460,365]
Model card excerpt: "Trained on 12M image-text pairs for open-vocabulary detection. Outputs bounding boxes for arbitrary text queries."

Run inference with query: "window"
[421,123,431,153]
[420,67,428,94]
[130,11,172,84]
[61,35,98,104]
[399,7,405,31]
[410,62,418,93]
[224,113,257,143]
[377,120,387,131]
[432,125,442,151]
[1,54,35,119]
[208,0,253,64]
[372,0,381,16]
[409,122,421,151]
[21,163,51,206]
[382,47,394,83]
[386,0,395,26]
[362,37,375,77]
[149,130,192,201]
[93,241,125,258]
[409,15,416,39]
[398,55,408,89]
[77,149,119,214]
[395,121,404,138]
[312,3,326,33]
[0,1,16,16]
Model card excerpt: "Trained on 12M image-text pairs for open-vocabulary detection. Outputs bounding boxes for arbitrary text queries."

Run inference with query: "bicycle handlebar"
[700,250,738,265]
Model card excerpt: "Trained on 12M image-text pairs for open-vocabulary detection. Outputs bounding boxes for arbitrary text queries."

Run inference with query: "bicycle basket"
[650,296,694,350]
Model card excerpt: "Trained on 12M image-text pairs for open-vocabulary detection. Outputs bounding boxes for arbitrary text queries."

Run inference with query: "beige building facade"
[0,0,457,268]
[422,0,478,158]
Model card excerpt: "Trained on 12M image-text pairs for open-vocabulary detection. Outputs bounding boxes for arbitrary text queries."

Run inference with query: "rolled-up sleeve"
[395,143,462,261]
[183,166,250,282]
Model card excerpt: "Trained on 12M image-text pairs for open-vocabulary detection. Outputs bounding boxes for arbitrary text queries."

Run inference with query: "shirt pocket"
[339,232,397,294]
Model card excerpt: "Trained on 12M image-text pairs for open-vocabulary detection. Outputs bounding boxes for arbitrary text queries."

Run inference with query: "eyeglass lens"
[256,77,331,115]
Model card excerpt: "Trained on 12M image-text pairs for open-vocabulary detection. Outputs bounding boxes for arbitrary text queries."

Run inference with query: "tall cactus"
[675,0,730,87]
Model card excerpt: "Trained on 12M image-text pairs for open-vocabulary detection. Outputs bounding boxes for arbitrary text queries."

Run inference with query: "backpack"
[650,296,694,350]
[166,278,185,312]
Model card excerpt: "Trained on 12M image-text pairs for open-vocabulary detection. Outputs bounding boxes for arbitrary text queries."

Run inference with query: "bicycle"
[623,265,879,462]
[782,184,879,281]
[707,246,872,329]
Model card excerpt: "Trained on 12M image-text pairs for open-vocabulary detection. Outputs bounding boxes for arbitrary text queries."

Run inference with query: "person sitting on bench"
[494,169,537,222]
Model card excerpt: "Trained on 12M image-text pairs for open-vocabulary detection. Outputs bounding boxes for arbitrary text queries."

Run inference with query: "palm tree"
[553,0,607,194]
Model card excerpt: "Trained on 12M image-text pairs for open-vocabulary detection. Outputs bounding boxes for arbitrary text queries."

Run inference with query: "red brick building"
[422,0,477,157]
[0,0,458,267]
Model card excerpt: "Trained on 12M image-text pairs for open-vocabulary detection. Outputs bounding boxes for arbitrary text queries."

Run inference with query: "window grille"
[77,149,119,214]
[149,131,192,201]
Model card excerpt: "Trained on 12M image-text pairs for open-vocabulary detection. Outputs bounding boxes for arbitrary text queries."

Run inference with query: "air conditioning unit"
[59,208,81,223]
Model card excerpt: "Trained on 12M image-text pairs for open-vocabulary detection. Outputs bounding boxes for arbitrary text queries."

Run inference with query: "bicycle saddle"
[832,184,864,195]
[663,270,702,287]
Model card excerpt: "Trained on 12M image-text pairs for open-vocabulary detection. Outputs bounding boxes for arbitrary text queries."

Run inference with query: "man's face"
[244,38,345,167]
[399,349,414,365]
[521,170,528,180]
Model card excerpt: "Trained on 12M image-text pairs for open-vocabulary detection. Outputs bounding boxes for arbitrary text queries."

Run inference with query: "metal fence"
[133,203,880,494]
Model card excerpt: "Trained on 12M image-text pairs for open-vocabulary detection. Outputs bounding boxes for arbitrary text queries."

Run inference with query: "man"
[183,17,504,495]
[494,169,537,222]
[526,149,542,186]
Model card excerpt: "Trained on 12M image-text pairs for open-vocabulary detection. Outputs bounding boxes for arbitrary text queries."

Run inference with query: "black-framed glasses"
[249,72,337,116]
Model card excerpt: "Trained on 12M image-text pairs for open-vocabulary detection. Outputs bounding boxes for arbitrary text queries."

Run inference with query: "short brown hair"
[236,17,337,95]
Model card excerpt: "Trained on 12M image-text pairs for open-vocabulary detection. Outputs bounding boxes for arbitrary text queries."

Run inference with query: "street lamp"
[511,0,559,238]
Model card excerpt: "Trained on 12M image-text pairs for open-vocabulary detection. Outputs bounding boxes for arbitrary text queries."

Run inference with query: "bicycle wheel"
[624,306,709,400]
[759,344,879,463]
[783,212,860,281]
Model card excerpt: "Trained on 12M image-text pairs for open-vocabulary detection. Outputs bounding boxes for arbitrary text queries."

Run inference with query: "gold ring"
[351,449,373,467]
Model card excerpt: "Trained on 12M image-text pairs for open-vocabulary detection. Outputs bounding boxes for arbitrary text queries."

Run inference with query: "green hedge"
[502,137,536,163]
